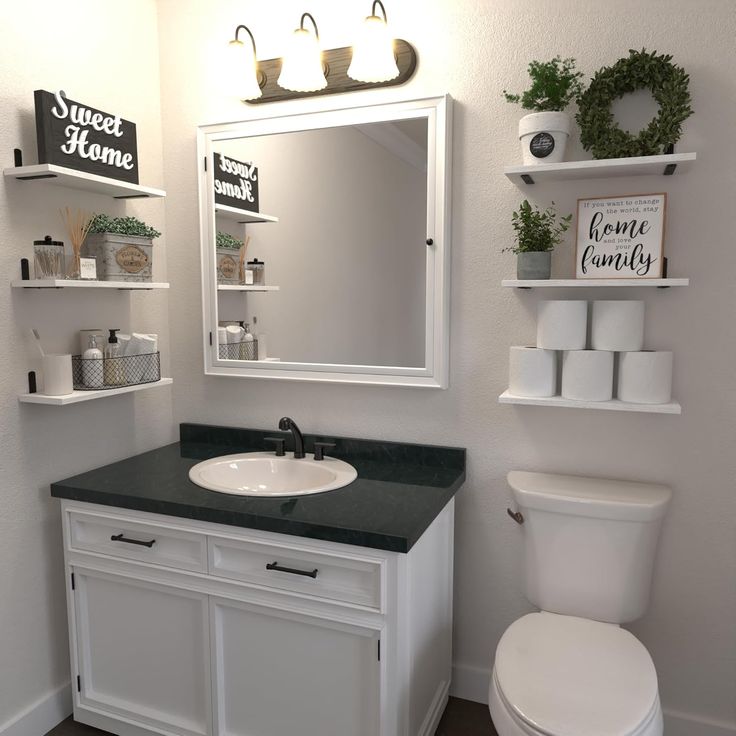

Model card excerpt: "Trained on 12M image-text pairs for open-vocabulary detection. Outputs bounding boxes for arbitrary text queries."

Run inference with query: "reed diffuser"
[239,235,251,284]
[60,207,93,279]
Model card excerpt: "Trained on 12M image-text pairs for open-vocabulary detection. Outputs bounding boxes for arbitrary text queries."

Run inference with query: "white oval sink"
[188,451,357,497]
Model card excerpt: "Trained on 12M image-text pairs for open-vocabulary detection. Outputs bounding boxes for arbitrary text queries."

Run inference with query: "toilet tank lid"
[507,471,672,521]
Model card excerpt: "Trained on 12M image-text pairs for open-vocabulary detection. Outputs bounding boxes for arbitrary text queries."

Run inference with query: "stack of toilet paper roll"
[508,300,673,404]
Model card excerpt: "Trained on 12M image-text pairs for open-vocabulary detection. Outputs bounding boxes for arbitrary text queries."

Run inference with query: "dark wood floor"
[46,697,497,736]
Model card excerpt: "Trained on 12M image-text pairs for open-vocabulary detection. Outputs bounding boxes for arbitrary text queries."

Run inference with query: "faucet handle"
[264,436,286,457]
[313,441,335,461]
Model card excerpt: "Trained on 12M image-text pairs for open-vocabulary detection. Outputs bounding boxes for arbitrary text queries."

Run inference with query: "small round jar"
[33,235,65,279]
[246,258,265,285]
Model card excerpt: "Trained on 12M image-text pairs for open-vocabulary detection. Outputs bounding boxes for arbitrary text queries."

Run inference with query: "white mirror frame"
[197,95,453,388]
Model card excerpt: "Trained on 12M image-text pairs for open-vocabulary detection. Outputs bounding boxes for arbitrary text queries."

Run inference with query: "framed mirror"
[197,95,452,388]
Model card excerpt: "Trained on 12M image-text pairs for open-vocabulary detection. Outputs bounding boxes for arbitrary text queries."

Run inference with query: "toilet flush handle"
[507,508,524,525]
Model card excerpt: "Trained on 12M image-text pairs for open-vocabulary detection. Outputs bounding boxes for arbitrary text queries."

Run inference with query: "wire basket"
[72,352,161,390]
[218,339,258,361]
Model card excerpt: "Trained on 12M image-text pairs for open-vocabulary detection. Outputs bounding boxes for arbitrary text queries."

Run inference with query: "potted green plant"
[505,200,572,279]
[504,57,584,165]
[82,215,161,282]
[215,231,244,285]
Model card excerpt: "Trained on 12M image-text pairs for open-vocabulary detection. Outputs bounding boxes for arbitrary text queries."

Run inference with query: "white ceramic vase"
[519,112,571,165]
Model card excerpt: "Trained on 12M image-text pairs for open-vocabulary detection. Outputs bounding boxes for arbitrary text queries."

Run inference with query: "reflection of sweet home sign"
[213,153,259,213]
[34,90,139,184]
[575,193,666,279]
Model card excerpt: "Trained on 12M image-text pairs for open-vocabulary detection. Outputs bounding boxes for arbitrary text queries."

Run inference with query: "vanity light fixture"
[226,24,263,101]
[232,11,417,104]
[347,1,400,83]
[277,12,328,93]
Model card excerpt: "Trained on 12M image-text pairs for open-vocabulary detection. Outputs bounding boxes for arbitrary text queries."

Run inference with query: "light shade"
[226,38,262,100]
[278,28,327,92]
[348,13,399,83]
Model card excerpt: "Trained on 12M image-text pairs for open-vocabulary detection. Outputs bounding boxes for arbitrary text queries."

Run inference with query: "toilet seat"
[493,612,661,736]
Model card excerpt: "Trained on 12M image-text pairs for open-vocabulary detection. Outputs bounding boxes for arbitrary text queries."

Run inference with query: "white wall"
[0,1,173,730]
[219,125,426,366]
[157,1,736,733]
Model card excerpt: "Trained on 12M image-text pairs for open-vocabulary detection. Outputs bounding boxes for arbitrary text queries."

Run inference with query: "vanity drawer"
[208,537,383,611]
[68,510,207,572]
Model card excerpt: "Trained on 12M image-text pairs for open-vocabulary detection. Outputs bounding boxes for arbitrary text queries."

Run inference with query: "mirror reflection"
[213,118,428,368]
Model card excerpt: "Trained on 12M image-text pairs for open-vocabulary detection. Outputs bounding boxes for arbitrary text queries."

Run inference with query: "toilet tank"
[508,471,671,624]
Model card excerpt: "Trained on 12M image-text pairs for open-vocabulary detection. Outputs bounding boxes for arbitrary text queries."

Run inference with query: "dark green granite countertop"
[50,423,466,552]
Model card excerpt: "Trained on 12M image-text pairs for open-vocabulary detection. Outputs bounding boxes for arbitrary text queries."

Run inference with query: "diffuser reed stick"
[60,207,93,279]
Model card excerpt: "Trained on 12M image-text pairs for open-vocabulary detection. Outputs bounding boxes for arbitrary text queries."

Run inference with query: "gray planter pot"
[517,251,551,280]
[82,233,153,282]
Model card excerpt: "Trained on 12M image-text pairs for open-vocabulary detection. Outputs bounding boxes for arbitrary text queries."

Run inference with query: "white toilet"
[489,471,672,736]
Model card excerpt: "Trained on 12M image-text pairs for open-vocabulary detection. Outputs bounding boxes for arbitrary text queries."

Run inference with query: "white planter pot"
[519,112,571,165]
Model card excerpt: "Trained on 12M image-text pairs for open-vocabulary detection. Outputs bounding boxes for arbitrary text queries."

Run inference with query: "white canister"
[519,112,572,165]
[508,346,557,397]
[562,350,614,402]
[42,354,74,396]
[618,351,673,404]
[591,300,645,352]
[537,300,588,350]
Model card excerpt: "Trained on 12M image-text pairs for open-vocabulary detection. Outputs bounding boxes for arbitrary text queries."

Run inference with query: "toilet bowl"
[489,472,671,736]
[489,613,663,736]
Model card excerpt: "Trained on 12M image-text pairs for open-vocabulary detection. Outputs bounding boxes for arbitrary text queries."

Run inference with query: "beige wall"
[157,1,736,733]
[0,0,173,728]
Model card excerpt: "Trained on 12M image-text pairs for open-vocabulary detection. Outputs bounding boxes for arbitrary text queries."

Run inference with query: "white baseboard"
[450,663,736,736]
[418,679,450,736]
[450,662,489,704]
[0,683,72,736]
[663,709,736,736]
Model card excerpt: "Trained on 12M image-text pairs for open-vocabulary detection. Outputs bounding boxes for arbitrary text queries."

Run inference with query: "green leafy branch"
[504,200,572,254]
[504,57,584,112]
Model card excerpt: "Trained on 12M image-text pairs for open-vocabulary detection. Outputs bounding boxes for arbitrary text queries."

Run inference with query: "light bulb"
[278,27,327,92]
[226,39,262,101]
[348,12,399,83]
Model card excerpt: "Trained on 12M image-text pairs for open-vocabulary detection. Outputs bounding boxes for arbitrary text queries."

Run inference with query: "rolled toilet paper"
[42,354,74,396]
[618,351,673,404]
[591,300,645,352]
[537,300,588,350]
[562,350,614,401]
[508,346,557,397]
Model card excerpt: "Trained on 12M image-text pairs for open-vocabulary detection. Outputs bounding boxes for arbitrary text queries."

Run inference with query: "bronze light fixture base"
[246,39,417,104]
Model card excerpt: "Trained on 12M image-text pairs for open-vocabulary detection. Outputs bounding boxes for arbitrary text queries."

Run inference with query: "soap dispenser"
[103,329,124,386]
[238,321,256,360]
[82,335,104,388]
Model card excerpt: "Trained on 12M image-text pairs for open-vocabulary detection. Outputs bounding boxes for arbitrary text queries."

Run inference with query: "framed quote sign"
[575,193,666,279]
[34,89,139,184]
[213,153,259,213]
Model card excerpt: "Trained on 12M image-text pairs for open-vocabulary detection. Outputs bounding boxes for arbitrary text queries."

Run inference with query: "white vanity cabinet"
[61,499,455,736]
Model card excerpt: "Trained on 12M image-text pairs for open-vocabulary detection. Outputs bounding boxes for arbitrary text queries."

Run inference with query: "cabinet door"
[211,597,381,736]
[73,568,211,736]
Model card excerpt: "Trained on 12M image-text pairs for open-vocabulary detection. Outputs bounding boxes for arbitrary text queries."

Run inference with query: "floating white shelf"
[504,152,696,186]
[11,279,170,290]
[217,284,280,292]
[502,278,689,289]
[19,378,173,406]
[498,390,681,415]
[3,163,166,199]
[215,204,279,224]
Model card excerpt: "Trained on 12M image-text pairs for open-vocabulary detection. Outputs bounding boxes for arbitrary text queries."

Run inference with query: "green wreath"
[576,49,693,159]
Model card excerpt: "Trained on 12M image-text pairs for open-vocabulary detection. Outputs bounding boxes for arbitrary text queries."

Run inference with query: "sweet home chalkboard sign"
[34,89,139,184]
[213,153,259,213]
[575,193,666,279]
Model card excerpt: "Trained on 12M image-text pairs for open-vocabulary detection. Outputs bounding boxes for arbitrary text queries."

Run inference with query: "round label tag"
[529,132,555,158]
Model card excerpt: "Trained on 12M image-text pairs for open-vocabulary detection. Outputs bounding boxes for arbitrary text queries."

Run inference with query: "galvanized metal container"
[82,233,153,282]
